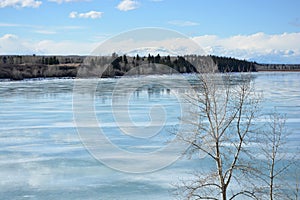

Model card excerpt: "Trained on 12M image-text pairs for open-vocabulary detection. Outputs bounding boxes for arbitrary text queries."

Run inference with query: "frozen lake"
[0,72,299,199]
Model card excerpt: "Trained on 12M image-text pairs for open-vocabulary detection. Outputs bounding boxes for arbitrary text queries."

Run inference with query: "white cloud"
[69,11,77,18]
[92,37,204,56]
[192,32,300,63]
[0,0,42,8]
[117,0,139,11]
[35,40,98,55]
[168,20,199,27]
[1,32,299,64]
[0,34,18,40]
[0,34,34,54]
[69,11,103,19]
[0,34,98,55]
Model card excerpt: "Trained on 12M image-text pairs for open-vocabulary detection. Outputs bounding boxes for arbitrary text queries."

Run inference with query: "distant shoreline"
[1,55,299,80]
[256,69,300,72]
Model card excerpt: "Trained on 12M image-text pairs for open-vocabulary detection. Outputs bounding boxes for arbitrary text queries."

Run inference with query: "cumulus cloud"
[69,11,77,18]
[92,37,204,56]
[117,0,139,11]
[1,32,299,64]
[0,34,18,40]
[0,0,42,8]
[35,40,98,54]
[0,34,34,54]
[193,32,300,63]
[168,20,199,27]
[69,11,103,19]
[0,34,98,55]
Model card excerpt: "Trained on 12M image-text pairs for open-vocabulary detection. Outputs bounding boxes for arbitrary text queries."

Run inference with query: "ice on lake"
[0,72,299,199]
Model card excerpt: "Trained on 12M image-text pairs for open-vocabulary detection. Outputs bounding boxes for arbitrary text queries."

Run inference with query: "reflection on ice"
[0,73,299,199]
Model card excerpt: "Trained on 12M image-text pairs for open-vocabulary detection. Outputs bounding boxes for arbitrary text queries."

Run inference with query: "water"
[0,72,299,199]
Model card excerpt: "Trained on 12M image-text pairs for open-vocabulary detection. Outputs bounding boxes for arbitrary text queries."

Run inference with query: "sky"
[0,0,300,63]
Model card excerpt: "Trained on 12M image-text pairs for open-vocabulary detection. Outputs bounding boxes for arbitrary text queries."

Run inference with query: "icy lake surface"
[0,72,299,199]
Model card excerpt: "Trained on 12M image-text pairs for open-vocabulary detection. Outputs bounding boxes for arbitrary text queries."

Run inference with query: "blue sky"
[0,0,300,63]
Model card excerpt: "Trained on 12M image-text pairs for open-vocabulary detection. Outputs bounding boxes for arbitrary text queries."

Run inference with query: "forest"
[0,54,298,80]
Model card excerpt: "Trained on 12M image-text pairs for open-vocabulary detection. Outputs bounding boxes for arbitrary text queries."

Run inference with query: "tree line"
[1,54,257,72]
[0,54,261,80]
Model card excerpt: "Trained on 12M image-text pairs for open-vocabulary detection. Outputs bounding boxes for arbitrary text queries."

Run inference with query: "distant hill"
[0,54,299,80]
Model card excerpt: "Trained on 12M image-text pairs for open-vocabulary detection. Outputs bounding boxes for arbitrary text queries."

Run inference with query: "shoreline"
[1,65,300,81]
[1,70,299,83]
[1,55,300,80]
[256,69,300,72]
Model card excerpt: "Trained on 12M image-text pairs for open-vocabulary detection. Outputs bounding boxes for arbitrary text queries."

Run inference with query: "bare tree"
[175,72,261,200]
[293,169,300,200]
[254,112,298,200]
